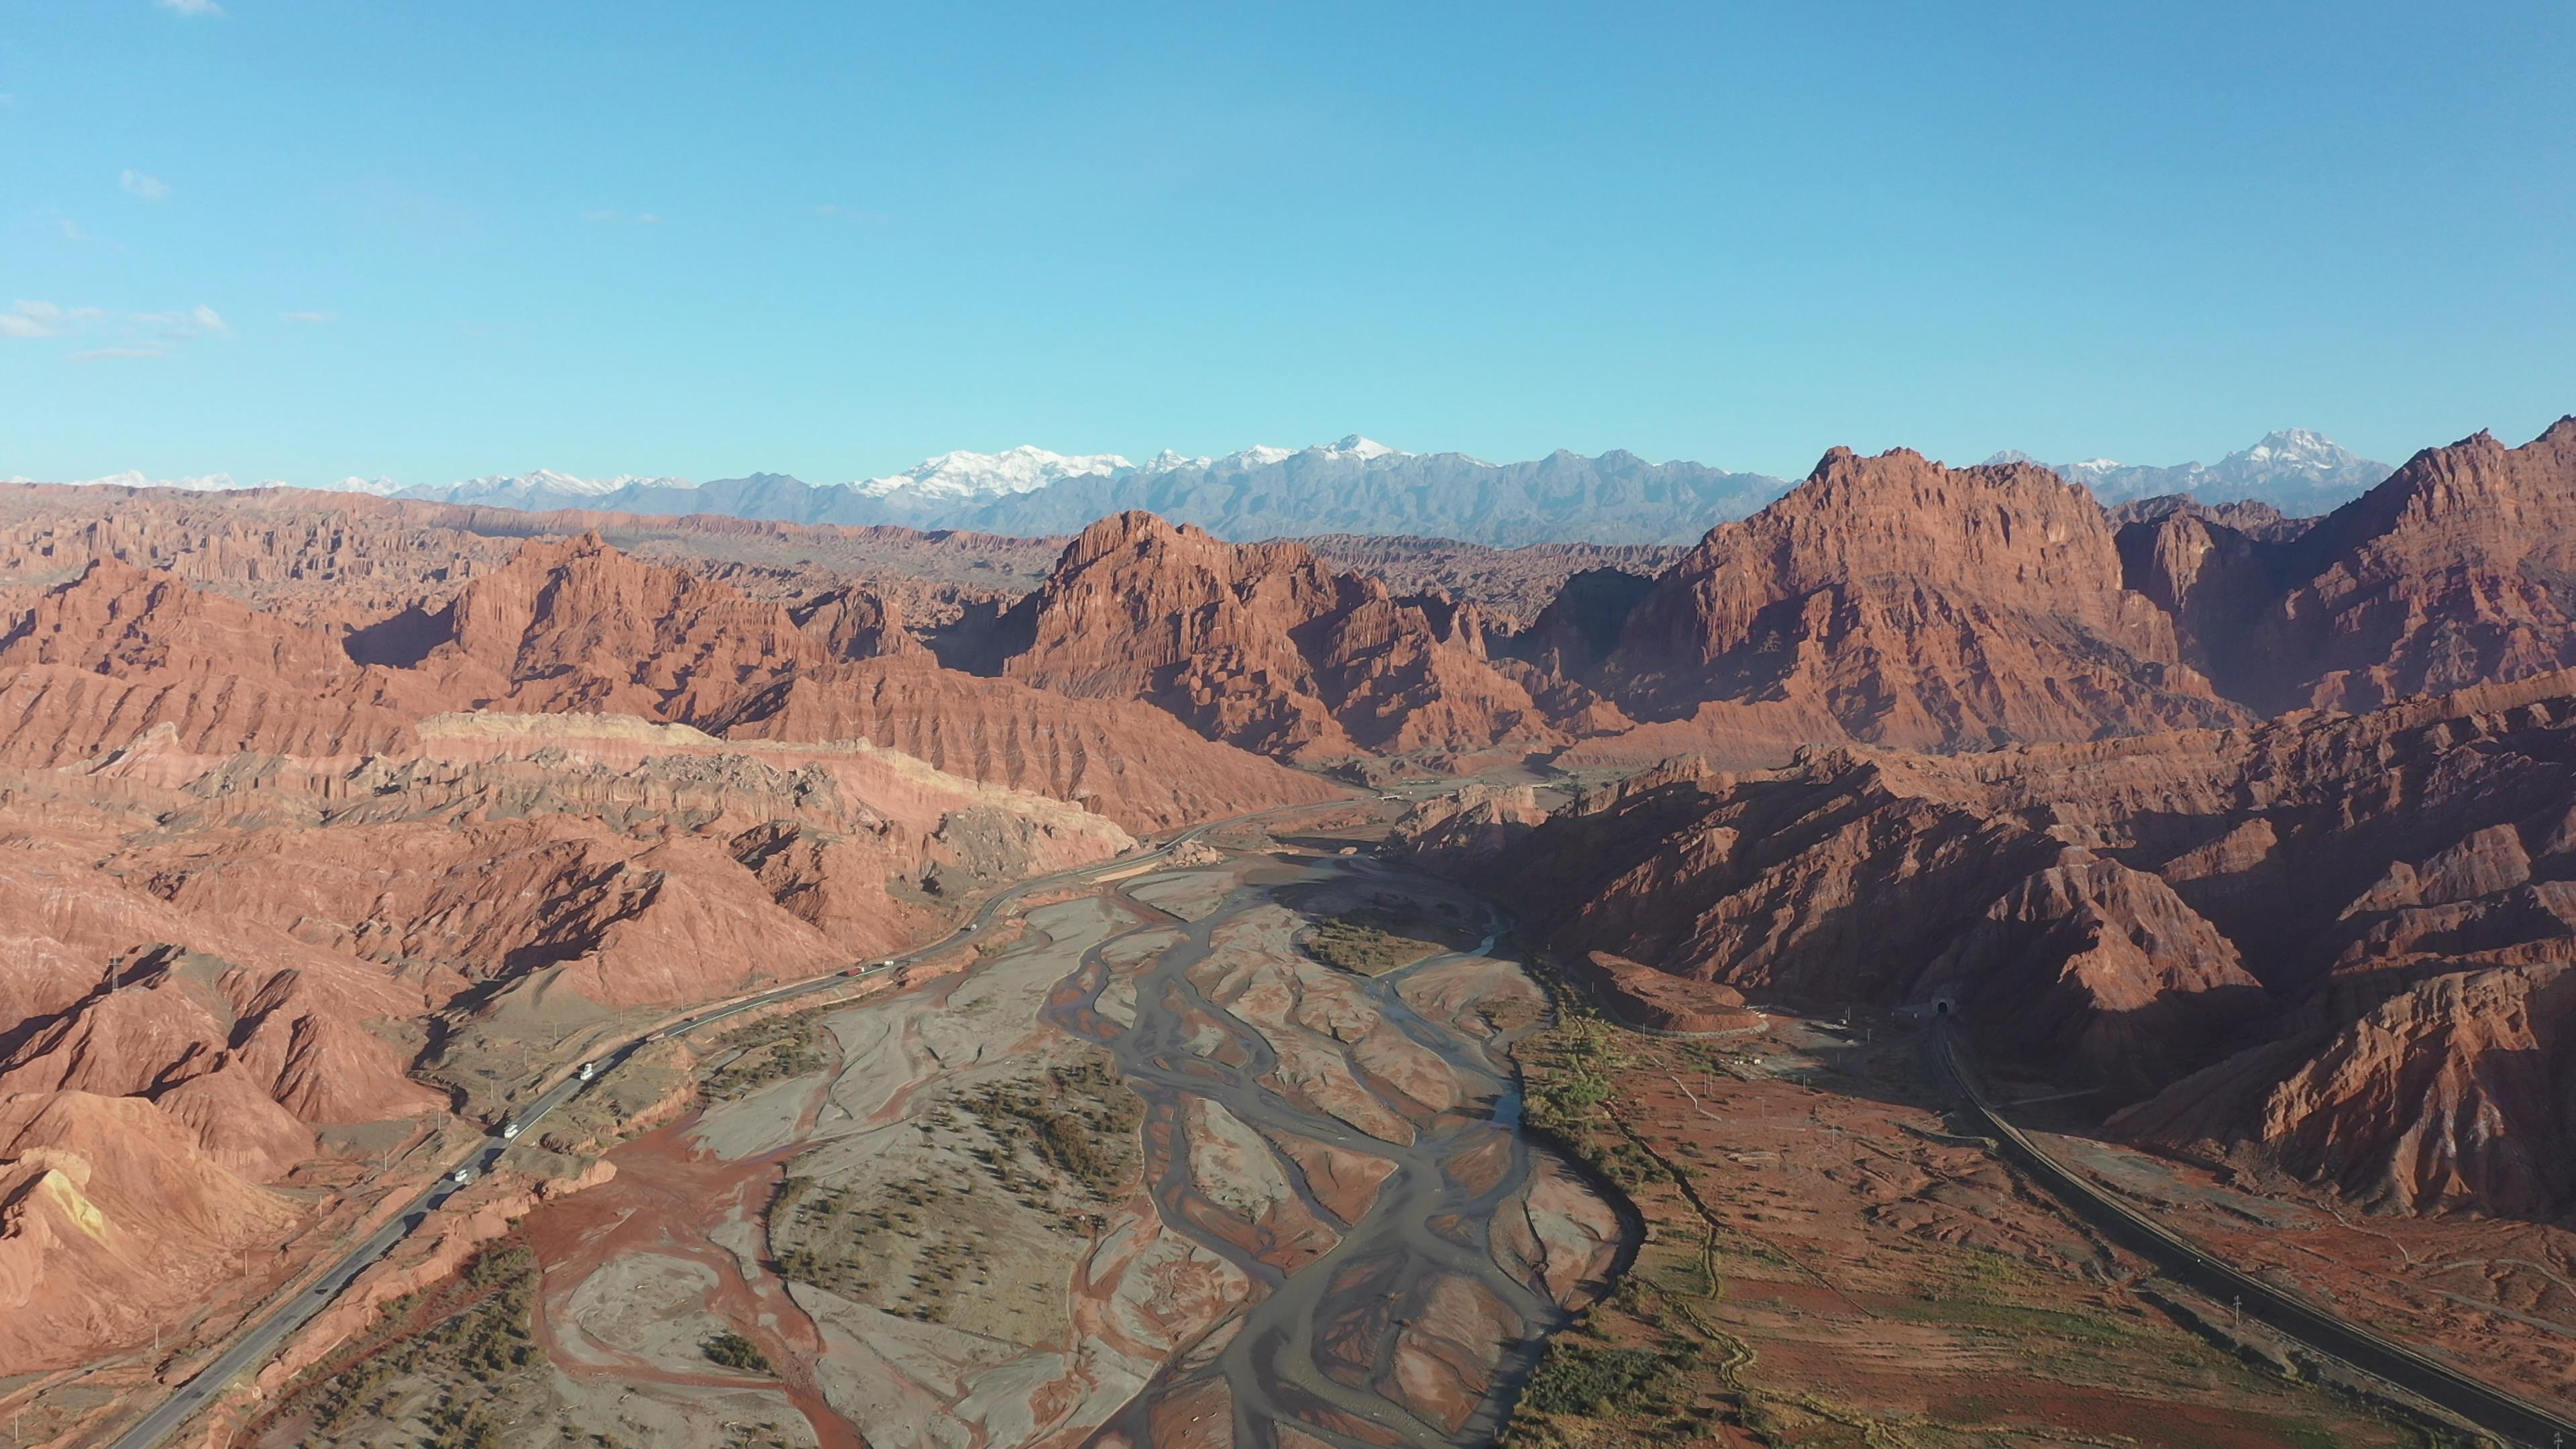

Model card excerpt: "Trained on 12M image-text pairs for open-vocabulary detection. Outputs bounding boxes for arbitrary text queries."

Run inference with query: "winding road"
[1934,1021,2576,1449]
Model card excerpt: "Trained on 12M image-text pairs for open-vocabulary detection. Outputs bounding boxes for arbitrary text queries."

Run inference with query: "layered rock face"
[0,557,445,763]
[0,535,1308,1370]
[1568,448,2245,765]
[998,512,1558,760]
[1415,672,2576,1212]
[2114,962,2576,1217]
[1405,751,2267,1093]
[0,707,1136,1370]
[2243,417,2576,712]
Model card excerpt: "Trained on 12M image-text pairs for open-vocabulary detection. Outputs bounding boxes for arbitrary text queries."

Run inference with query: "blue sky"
[3,1,2571,486]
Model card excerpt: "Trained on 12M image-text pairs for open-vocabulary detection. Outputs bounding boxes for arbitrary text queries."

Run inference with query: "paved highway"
[1933,1022,2576,1449]
[105,801,1330,1449]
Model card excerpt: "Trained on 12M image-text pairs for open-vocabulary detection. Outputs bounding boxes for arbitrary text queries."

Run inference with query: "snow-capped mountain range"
[13,431,2393,545]
[1981,429,2392,513]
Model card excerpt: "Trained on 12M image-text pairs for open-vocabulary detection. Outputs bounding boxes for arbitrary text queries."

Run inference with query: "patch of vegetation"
[1297,903,1474,977]
[771,1167,989,1321]
[250,1242,541,1447]
[1884,1294,2134,1346]
[1518,1343,1683,1416]
[955,1051,1144,1201]
[1519,1012,1626,1139]
[701,1330,771,1373]
[703,1015,828,1100]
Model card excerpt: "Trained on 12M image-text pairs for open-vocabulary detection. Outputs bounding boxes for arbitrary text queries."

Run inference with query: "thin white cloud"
[120,169,170,201]
[60,219,90,242]
[132,305,227,340]
[582,209,662,226]
[156,0,226,16]
[284,310,333,324]
[5,299,226,354]
[70,346,173,362]
[813,203,890,223]
[1,301,100,339]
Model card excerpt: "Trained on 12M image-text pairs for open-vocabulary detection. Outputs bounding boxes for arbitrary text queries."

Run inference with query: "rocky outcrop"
[1424,671,2576,1214]
[711,656,1340,832]
[999,513,1559,760]
[411,532,822,718]
[0,559,438,763]
[2115,963,2576,1216]
[1573,952,1763,1035]
[0,1090,301,1371]
[1572,448,2244,765]
[1408,749,2264,1085]
[2229,417,2576,712]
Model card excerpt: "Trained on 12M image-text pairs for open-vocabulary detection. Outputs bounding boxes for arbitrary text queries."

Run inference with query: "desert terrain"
[224,832,1624,1449]
[5,415,2576,1446]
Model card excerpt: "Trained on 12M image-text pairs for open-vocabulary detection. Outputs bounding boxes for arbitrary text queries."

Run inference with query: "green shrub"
[702,1331,771,1373]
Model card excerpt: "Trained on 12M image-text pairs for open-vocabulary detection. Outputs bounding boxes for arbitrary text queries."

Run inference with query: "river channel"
[515,843,1629,1449]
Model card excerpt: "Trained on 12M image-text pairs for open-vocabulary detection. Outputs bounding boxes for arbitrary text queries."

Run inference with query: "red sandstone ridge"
[711,656,1338,832]
[0,557,443,763]
[1575,951,1763,1034]
[405,531,826,718]
[2235,417,2576,712]
[2112,962,2576,1216]
[998,511,1560,761]
[1413,670,2576,1214]
[0,531,1338,833]
[1404,751,2266,1094]
[1567,448,2243,766]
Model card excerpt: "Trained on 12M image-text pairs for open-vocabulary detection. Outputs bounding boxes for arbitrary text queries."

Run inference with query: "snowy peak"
[438,468,697,499]
[1982,430,2392,515]
[1325,435,1401,460]
[91,471,246,492]
[2223,427,2369,476]
[851,446,1131,500]
[845,437,1409,496]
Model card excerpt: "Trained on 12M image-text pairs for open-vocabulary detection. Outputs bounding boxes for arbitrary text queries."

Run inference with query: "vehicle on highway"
[451,1166,473,1185]
[577,1061,596,1081]
[499,1121,521,1141]
[876,958,894,969]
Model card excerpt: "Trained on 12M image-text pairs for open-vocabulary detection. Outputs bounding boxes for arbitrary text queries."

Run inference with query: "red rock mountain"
[0,533,1345,1368]
[1412,667,2576,1214]
[2247,418,2576,712]
[1570,447,2243,765]
[0,557,443,763]
[998,512,1559,761]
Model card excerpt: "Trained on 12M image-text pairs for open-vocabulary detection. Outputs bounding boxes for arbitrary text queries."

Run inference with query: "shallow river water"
[1053,856,1621,1448]
[518,847,1628,1449]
